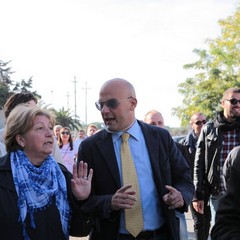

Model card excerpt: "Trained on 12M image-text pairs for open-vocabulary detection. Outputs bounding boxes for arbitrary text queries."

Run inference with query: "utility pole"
[66,92,70,109]
[51,90,54,106]
[82,81,91,124]
[73,76,78,124]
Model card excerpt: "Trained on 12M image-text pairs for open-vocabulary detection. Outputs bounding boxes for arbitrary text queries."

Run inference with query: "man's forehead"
[194,114,204,119]
[229,92,240,97]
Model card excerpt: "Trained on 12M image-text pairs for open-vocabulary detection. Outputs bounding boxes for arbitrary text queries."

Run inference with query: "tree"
[12,77,41,99]
[0,60,41,108]
[173,5,240,126]
[51,107,81,130]
[0,60,14,108]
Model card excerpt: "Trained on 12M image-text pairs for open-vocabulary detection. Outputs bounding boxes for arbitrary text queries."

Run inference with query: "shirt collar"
[112,120,140,143]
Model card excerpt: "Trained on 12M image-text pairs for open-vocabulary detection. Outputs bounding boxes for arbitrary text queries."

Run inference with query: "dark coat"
[222,145,240,186]
[181,129,198,177]
[194,121,223,200]
[78,120,194,240]
[194,111,240,200]
[0,154,93,240]
[211,146,240,239]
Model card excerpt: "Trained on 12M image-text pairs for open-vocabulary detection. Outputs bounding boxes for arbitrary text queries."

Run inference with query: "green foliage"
[50,107,81,131]
[12,77,41,99]
[0,84,11,109]
[0,60,14,108]
[174,5,240,126]
[0,60,41,108]
[37,99,53,109]
[0,60,14,85]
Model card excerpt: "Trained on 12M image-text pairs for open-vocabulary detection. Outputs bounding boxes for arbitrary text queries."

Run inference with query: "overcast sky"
[1,0,239,127]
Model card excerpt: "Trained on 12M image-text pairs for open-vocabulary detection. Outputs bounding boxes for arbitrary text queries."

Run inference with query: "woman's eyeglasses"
[61,131,70,135]
[95,97,133,111]
[194,120,207,125]
[225,98,240,105]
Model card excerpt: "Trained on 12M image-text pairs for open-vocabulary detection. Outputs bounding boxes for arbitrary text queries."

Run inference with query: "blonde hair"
[4,105,55,152]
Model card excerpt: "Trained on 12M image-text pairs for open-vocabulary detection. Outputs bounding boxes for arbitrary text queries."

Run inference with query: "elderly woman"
[0,105,93,240]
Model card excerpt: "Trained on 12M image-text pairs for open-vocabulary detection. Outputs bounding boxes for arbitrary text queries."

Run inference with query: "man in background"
[144,109,164,128]
[86,124,98,136]
[194,87,240,230]
[74,129,88,150]
[181,112,211,240]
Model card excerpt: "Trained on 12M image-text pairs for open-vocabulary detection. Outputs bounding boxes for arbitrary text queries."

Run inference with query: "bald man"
[77,78,194,240]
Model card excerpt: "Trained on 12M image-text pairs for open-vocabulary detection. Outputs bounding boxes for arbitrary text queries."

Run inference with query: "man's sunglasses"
[61,131,70,135]
[95,97,133,111]
[225,98,240,105]
[194,120,207,125]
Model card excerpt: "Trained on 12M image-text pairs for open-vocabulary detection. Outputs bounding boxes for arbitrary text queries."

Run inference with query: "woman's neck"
[62,139,69,145]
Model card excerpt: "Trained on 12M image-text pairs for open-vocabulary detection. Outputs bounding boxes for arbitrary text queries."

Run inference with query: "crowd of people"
[0,80,240,240]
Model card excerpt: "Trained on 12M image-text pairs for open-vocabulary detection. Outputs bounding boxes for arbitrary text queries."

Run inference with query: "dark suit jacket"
[211,146,240,240]
[78,120,194,240]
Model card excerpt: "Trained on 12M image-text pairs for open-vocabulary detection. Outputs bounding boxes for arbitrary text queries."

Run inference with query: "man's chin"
[232,114,240,119]
[104,124,118,133]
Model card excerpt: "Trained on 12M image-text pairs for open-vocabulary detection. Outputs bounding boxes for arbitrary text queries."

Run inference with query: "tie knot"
[121,132,130,142]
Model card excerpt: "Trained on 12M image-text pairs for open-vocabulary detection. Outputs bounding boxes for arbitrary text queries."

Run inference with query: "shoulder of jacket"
[203,121,215,134]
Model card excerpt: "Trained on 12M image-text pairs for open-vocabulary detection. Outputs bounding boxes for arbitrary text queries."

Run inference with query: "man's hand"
[163,185,184,209]
[111,185,137,211]
[192,200,204,214]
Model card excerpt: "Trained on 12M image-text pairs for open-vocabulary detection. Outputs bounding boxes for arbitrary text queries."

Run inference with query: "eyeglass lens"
[227,98,240,105]
[195,120,207,125]
[61,131,70,135]
[96,98,119,110]
[95,97,133,111]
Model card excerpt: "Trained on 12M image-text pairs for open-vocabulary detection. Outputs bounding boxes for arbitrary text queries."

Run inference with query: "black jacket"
[194,112,240,200]
[182,129,198,177]
[211,146,240,239]
[0,154,93,240]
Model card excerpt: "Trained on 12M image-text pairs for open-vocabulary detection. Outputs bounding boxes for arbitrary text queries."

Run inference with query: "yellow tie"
[121,132,144,237]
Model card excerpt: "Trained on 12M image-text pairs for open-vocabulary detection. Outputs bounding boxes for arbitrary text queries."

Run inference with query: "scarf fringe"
[29,198,54,229]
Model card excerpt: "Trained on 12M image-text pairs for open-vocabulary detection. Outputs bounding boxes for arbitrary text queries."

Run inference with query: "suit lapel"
[97,132,121,188]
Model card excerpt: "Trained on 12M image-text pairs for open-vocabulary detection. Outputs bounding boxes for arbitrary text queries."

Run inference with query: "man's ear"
[220,99,225,108]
